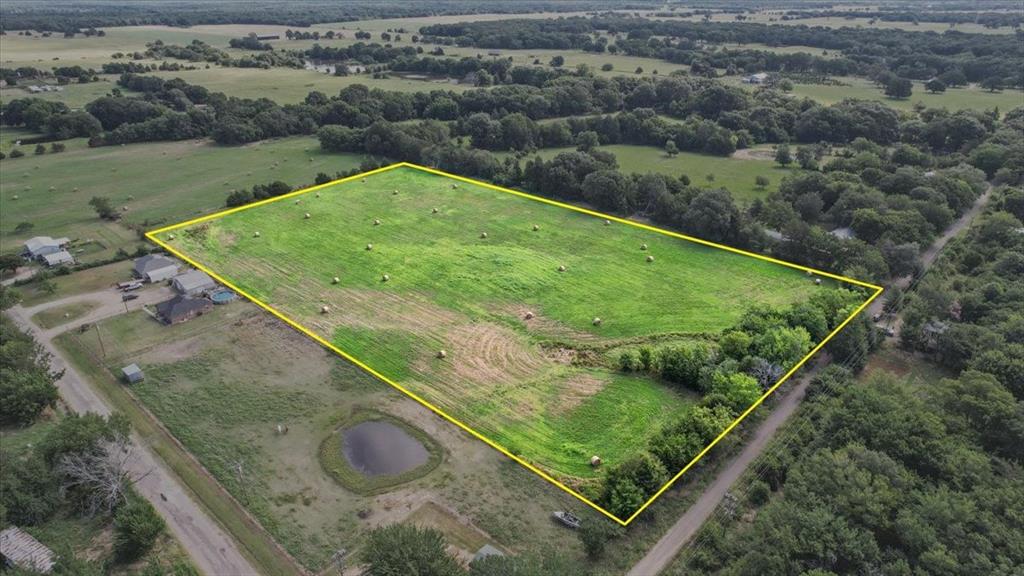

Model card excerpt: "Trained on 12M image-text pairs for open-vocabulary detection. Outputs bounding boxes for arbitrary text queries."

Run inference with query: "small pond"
[341,420,429,476]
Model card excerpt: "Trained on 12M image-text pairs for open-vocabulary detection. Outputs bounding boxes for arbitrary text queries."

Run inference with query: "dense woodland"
[679,185,1024,575]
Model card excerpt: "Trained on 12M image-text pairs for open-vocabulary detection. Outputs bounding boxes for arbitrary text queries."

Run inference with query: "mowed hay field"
[0,131,367,261]
[161,165,843,485]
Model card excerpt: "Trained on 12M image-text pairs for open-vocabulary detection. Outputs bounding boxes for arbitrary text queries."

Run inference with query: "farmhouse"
[156,295,213,324]
[41,250,74,267]
[133,254,180,282]
[1,526,56,573]
[121,363,144,384]
[172,269,216,295]
[21,236,70,260]
[743,72,770,84]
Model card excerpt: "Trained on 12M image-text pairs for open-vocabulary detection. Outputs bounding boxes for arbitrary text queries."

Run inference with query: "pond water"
[341,420,429,476]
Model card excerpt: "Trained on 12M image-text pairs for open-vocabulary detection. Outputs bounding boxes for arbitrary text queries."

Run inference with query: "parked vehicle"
[122,293,139,302]
[552,511,582,530]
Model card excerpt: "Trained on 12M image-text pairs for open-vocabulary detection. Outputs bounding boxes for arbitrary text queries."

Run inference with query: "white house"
[41,250,74,267]
[133,254,180,283]
[21,236,70,260]
[743,72,770,84]
[172,269,216,295]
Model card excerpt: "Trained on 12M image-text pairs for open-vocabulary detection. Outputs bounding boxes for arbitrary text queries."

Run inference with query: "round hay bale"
[646,255,654,263]
[592,317,602,326]
[532,224,539,231]
[814,278,822,285]
[316,192,321,198]
[374,219,381,226]
[381,274,390,282]
[436,350,447,359]
[332,276,340,284]
[558,265,567,272]
[393,189,399,195]
[432,207,439,214]
[604,219,611,226]
[806,270,813,276]
[304,212,311,219]
[524,311,535,320]
[73,187,79,192]
[591,455,602,467]
[168,234,176,240]
[253,231,261,238]
[49,186,56,191]
[361,178,366,183]
[122,206,128,211]
[452,183,459,189]
[366,243,373,250]
[308,158,313,162]
[480,232,488,239]
[641,243,648,251]
[321,305,330,314]
[12,195,18,200]
[295,199,301,205]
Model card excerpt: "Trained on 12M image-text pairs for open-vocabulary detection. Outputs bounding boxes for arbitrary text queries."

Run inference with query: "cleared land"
[502,144,789,203]
[0,131,366,262]
[156,164,852,517]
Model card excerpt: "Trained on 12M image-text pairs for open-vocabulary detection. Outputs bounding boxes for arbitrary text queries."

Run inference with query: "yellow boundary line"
[146,162,883,526]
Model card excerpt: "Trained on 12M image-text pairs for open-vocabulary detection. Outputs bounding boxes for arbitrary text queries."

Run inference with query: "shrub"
[114,494,165,561]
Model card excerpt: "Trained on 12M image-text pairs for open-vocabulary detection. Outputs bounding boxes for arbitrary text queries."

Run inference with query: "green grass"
[0,78,126,108]
[745,76,1024,113]
[31,300,99,328]
[0,131,367,262]
[502,144,789,203]
[16,260,133,307]
[318,409,443,495]
[160,165,855,492]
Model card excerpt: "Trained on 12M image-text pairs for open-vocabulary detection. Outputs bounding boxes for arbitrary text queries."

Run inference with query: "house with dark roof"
[156,295,212,324]
[133,254,180,283]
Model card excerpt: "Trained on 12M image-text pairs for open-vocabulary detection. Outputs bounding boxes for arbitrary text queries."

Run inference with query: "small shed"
[41,250,74,267]
[1,526,56,573]
[133,254,180,283]
[121,363,144,384]
[473,544,504,563]
[172,269,216,295]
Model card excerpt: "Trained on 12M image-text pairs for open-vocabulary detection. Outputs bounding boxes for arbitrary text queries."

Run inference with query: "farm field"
[501,144,791,203]
[155,164,864,519]
[0,131,367,262]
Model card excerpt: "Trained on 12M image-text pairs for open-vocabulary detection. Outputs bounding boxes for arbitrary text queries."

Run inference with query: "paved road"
[6,289,259,576]
[627,184,994,576]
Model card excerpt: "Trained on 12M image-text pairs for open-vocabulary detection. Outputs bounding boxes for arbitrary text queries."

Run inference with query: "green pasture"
[503,144,789,203]
[751,76,1024,114]
[0,131,366,261]
[161,165,847,484]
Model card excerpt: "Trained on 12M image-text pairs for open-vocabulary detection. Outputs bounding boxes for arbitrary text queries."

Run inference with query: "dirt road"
[6,290,259,576]
[627,184,994,575]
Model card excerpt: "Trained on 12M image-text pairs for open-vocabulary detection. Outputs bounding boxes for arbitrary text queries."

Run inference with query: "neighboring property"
[133,254,180,283]
[121,363,145,384]
[1,526,56,574]
[156,295,213,324]
[743,72,770,84]
[21,236,70,261]
[171,269,216,295]
[41,250,74,267]
[829,227,857,240]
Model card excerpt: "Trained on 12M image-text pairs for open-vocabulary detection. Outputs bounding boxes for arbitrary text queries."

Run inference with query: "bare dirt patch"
[443,322,549,390]
[553,372,608,415]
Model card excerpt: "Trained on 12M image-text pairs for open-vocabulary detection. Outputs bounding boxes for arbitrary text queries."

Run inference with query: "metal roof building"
[1,526,56,573]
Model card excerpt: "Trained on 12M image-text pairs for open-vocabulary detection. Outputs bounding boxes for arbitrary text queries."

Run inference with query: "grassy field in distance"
[159,165,853,493]
[0,131,367,261]
[500,144,791,203]
[773,77,1024,113]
